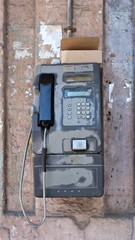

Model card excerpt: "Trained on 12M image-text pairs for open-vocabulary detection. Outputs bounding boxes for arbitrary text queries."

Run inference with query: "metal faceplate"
[32,63,103,198]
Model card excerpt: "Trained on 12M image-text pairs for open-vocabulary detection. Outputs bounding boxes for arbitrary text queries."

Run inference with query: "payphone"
[19,63,103,226]
[32,63,103,198]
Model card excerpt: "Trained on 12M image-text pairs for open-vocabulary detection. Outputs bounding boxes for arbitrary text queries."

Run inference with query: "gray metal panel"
[32,63,103,198]
[34,155,103,198]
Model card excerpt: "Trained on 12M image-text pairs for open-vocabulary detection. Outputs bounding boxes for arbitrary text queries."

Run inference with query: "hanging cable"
[19,126,47,227]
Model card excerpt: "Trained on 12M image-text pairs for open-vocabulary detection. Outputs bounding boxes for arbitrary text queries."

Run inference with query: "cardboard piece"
[60,37,102,64]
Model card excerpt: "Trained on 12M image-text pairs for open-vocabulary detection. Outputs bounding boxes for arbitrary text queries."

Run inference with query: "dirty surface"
[0,0,135,239]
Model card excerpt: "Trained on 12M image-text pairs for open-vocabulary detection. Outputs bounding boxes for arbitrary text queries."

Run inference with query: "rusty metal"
[63,26,76,34]
[64,0,76,37]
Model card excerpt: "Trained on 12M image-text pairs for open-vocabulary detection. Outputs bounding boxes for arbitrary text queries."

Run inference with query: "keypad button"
[68,107,72,111]
[86,110,90,114]
[68,111,72,115]
[77,111,81,115]
[77,115,81,119]
[82,115,85,119]
[81,102,85,106]
[86,106,90,110]
[77,103,81,106]
[77,106,81,110]
[68,104,72,107]
[68,116,72,119]
[82,111,85,115]
[86,115,90,119]
[82,106,85,110]
[86,102,90,106]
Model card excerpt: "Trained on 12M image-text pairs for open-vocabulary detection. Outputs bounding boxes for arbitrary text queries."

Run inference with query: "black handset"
[38,73,54,129]
[19,73,55,226]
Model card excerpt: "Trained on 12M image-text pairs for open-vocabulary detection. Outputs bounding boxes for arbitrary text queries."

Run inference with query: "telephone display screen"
[64,88,93,98]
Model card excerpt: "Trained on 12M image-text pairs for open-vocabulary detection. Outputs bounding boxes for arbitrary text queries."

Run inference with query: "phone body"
[32,63,103,198]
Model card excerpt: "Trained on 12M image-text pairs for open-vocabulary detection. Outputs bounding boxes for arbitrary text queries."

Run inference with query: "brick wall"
[0,0,135,239]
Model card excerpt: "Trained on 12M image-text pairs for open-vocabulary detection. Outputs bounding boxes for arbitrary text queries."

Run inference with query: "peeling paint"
[96,10,102,22]
[0,48,3,56]
[10,88,17,97]
[11,226,18,236]
[109,83,114,103]
[108,83,114,108]
[124,83,132,103]
[38,22,62,59]
[25,88,32,97]
[0,120,3,133]
[13,42,32,60]
[9,65,16,72]
[27,65,32,71]
[51,58,60,64]
[10,78,15,84]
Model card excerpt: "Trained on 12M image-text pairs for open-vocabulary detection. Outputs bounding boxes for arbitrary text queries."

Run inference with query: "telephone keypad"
[75,102,91,120]
[64,98,95,126]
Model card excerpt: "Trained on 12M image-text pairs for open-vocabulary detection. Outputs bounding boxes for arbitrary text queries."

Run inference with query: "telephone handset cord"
[19,126,47,227]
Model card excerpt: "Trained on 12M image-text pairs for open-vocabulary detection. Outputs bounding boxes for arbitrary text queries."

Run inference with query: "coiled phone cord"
[19,126,47,227]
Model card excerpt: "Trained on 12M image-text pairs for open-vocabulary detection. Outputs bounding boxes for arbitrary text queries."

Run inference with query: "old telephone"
[19,63,103,226]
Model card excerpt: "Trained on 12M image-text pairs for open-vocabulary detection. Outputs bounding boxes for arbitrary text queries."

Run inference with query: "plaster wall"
[0,0,135,239]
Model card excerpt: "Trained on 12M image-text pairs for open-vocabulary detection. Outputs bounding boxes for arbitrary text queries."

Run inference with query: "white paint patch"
[13,42,32,60]
[11,226,18,236]
[124,83,132,102]
[96,10,102,22]
[0,119,3,133]
[11,88,17,97]
[27,65,32,71]
[38,22,62,59]
[10,78,15,84]
[108,83,114,109]
[9,65,16,72]
[25,88,32,97]
[109,83,114,103]
[51,58,60,64]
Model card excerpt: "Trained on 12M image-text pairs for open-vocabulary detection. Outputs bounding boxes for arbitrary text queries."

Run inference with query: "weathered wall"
[104,0,134,213]
[6,0,35,213]
[0,0,5,215]
[0,0,135,239]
